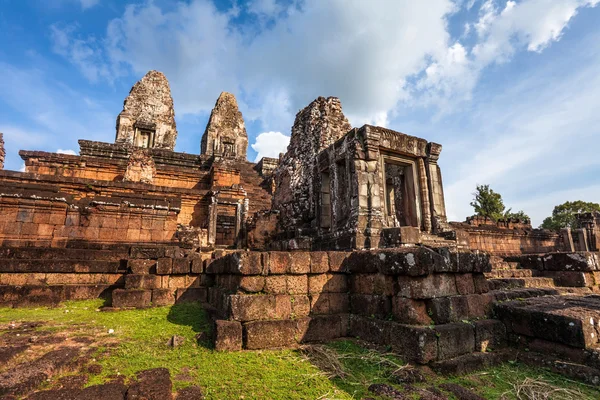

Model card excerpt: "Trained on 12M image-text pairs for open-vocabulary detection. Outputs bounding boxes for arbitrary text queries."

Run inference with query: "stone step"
[488,277,556,290]
[0,284,115,307]
[0,247,128,261]
[485,269,535,279]
[0,259,125,274]
[495,295,600,350]
[431,349,514,375]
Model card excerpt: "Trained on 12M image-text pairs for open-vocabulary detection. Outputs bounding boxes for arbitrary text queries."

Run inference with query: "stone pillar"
[560,228,575,252]
[418,158,432,233]
[574,229,589,252]
[0,133,5,170]
[208,195,218,248]
[425,143,448,233]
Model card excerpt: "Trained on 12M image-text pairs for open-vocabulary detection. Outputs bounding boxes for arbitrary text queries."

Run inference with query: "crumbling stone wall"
[207,248,502,364]
[115,71,178,150]
[272,97,352,234]
[0,182,180,248]
[451,221,566,256]
[201,92,248,160]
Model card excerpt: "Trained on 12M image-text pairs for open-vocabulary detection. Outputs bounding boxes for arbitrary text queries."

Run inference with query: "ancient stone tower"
[272,96,352,232]
[115,70,178,150]
[201,92,248,160]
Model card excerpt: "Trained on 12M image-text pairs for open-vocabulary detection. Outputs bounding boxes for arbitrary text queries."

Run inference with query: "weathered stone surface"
[152,288,175,306]
[116,70,177,150]
[112,289,152,308]
[435,323,475,361]
[0,133,5,170]
[123,149,156,184]
[272,97,352,232]
[474,319,506,352]
[244,320,297,349]
[215,320,242,351]
[397,274,458,299]
[126,368,172,400]
[392,297,432,325]
[201,92,248,160]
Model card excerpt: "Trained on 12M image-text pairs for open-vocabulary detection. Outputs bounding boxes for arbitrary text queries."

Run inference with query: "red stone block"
[112,289,152,308]
[310,252,329,273]
[289,252,310,274]
[215,320,242,351]
[392,297,432,325]
[268,252,291,274]
[244,320,297,350]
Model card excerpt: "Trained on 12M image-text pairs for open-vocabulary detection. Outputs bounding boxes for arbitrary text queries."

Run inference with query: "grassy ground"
[1,300,599,399]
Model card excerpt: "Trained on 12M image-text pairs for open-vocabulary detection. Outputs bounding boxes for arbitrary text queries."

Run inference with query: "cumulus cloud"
[57,149,77,155]
[250,131,290,162]
[79,0,100,9]
[50,0,599,130]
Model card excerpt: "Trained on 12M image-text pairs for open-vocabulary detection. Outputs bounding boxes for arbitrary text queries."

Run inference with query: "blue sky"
[1,0,599,225]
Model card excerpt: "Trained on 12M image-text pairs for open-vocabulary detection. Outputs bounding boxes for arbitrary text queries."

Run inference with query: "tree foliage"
[540,201,600,230]
[470,184,531,222]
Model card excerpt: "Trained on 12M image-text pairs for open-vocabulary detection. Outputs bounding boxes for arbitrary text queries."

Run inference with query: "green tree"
[540,201,600,230]
[470,184,506,221]
[504,209,531,223]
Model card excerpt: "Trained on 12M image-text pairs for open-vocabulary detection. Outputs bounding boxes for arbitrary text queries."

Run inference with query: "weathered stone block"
[233,252,264,275]
[131,246,164,259]
[172,258,190,274]
[308,274,328,294]
[291,295,311,317]
[310,293,349,315]
[229,295,290,321]
[152,288,175,306]
[328,252,349,273]
[473,273,489,294]
[112,289,151,308]
[156,258,173,275]
[128,259,157,275]
[125,274,161,290]
[310,252,329,273]
[455,274,475,295]
[238,276,265,293]
[387,322,438,364]
[392,297,432,325]
[244,320,297,350]
[474,319,506,352]
[350,294,391,318]
[215,320,242,351]
[265,275,287,294]
[268,252,291,274]
[175,287,207,303]
[286,275,308,294]
[289,252,310,274]
[543,252,598,272]
[350,273,394,296]
[435,323,475,361]
[297,315,347,343]
[397,274,457,299]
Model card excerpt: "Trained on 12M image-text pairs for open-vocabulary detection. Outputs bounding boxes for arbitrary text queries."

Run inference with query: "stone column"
[207,194,218,247]
[0,133,5,170]
[425,143,448,233]
[559,228,575,252]
[418,158,432,233]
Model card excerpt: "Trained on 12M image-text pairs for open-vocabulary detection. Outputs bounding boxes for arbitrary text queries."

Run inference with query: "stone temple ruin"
[1,70,600,385]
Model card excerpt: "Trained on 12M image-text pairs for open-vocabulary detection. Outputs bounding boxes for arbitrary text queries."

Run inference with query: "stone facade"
[115,71,178,150]
[201,92,248,160]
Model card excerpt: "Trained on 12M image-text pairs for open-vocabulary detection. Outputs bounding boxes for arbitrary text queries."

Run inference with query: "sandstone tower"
[115,70,178,150]
[272,97,352,232]
[201,92,248,160]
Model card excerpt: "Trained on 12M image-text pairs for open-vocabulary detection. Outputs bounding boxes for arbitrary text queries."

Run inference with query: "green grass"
[1,300,600,399]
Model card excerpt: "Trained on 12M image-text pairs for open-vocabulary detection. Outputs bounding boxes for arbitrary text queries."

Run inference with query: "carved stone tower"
[115,70,178,150]
[201,92,248,160]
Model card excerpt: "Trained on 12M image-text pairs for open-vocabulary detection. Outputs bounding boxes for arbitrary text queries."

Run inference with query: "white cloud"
[251,131,290,162]
[57,149,77,155]
[79,0,100,9]
[50,24,111,83]
[19,164,26,173]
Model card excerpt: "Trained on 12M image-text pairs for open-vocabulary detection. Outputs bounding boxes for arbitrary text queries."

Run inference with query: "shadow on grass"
[166,301,214,348]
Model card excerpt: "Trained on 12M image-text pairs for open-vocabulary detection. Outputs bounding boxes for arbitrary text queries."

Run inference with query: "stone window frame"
[379,153,422,229]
